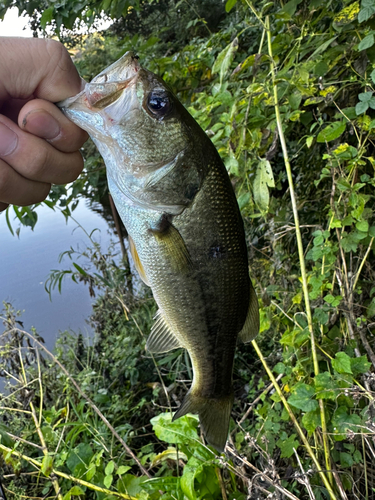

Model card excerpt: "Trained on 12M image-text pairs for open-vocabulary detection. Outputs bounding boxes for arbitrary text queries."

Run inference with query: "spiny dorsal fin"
[238,281,259,343]
[128,235,149,286]
[146,310,183,353]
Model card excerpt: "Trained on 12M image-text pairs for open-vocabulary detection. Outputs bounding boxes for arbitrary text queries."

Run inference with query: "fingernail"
[22,109,61,140]
[0,122,18,156]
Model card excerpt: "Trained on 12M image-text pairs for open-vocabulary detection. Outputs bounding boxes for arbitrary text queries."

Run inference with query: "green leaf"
[371,69,375,84]
[237,192,251,211]
[302,409,321,435]
[118,465,131,475]
[359,91,374,102]
[356,101,369,115]
[332,406,361,441]
[151,412,199,444]
[358,33,374,51]
[225,0,237,12]
[104,474,113,488]
[356,220,369,232]
[69,486,85,496]
[288,383,318,412]
[308,36,337,60]
[340,452,354,467]
[212,37,239,84]
[73,262,88,276]
[359,5,375,23]
[276,433,299,458]
[350,355,371,375]
[253,159,275,211]
[332,352,353,374]
[317,122,346,142]
[41,454,53,477]
[289,91,302,110]
[105,460,115,476]
[40,6,54,28]
[314,372,337,400]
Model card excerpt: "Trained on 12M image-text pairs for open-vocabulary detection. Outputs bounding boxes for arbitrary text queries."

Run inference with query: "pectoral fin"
[150,216,192,274]
[147,310,183,353]
[128,235,149,286]
[238,282,259,343]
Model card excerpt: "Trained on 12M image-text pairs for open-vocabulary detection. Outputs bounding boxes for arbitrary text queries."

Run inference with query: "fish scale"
[58,51,259,452]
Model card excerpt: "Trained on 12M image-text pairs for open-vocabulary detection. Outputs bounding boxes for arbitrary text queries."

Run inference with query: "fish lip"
[57,51,140,113]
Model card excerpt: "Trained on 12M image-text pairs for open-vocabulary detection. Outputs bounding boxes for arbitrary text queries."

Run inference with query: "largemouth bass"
[58,52,259,452]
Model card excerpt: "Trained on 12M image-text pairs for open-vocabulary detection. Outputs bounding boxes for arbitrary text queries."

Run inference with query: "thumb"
[0,37,83,103]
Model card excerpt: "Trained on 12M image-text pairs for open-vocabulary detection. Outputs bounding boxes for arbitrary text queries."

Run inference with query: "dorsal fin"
[128,235,149,286]
[146,310,183,353]
[238,282,259,343]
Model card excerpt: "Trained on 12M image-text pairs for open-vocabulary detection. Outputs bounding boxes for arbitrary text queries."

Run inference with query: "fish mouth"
[57,51,140,123]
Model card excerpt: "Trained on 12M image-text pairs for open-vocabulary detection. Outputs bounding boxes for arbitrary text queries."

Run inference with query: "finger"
[0,38,83,102]
[0,116,84,185]
[19,99,88,153]
[0,158,50,206]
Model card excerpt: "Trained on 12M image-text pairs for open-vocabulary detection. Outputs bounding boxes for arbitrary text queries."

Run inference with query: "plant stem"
[251,340,337,500]
[265,15,334,490]
[15,327,151,478]
[0,443,136,500]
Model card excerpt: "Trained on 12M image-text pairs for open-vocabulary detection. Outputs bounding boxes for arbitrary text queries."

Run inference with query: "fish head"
[59,52,205,213]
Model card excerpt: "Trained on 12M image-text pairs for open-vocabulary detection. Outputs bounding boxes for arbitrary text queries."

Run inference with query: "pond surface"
[0,202,113,351]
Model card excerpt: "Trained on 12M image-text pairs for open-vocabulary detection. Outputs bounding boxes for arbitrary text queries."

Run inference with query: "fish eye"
[147,91,172,118]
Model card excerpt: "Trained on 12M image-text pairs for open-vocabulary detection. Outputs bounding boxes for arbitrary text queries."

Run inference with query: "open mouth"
[57,51,140,114]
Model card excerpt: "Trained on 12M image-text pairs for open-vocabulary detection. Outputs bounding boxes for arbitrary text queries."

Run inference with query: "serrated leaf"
[332,406,361,441]
[317,121,346,142]
[288,383,318,412]
[358,33,374,51]
[276,433,299,458]
[253,159,275,211]
[350,355,371,375]
[314,372,337,400]
[332,352,352,374]
[151,412,199,444]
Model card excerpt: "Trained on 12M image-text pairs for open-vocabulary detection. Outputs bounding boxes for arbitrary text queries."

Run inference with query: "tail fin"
[173,390,234,452]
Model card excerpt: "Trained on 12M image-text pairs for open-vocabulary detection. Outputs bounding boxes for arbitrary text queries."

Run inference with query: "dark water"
[0,202,113,352]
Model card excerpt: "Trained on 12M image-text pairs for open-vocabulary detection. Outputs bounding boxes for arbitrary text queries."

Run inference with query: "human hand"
[0,37,88,212]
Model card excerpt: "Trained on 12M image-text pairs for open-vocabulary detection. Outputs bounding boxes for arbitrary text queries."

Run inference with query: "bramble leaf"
[332,352,352,374]
[288,383,318,412]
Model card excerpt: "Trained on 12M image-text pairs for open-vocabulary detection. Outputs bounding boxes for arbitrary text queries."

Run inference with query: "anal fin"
[146,310,183,353]
[238,281,259,343]
[128,235,149,286]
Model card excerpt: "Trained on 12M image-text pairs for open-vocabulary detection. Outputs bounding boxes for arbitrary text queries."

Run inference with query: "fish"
[58,52,259,452]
